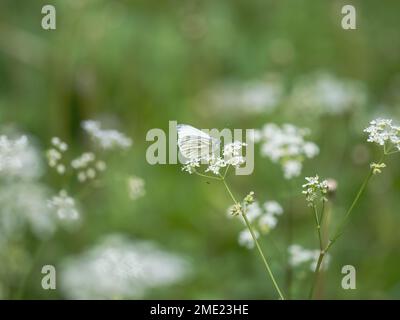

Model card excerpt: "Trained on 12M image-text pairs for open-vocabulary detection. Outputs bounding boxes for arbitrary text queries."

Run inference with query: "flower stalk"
[221,176,285,300]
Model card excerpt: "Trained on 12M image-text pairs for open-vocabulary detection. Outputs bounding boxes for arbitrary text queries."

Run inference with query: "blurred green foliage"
[0,0,400,299]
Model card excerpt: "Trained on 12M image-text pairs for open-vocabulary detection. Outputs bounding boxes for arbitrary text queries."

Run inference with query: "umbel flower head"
[60,235,188,299]
[286,72,367,116]
[254,123,319,179]
[82,120,133,150]
[0,134,42,180]
[302,175,329,206]
[47,190,80,220]
[364,118,400,154]
[228,193,284,249]
[177,124,247,176]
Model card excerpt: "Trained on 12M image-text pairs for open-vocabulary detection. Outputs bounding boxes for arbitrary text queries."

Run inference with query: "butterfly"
[177,124,220,160]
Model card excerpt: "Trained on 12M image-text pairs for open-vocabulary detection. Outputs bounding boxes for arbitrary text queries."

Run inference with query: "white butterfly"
[177,124,220,160]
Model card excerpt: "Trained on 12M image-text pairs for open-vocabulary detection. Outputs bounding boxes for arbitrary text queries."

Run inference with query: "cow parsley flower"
[288,244,330,271]
[263,201,284,216]
[0,182,56,240]
[287,72,366,116]
[204,156,227,175]
[60,235,188,299]
[364,118,400,153]
[46,137,68,175]
[223,141,246,167]
[71,152,106,183]
[202,76,283,116]
[182,158,200,174]
[0,135,42,180]
[82,120,132,150]
[245,202,263,223]
[258,214,278,233]
[231,198,284,248]
[47,190,79,220]
[302,175,329,205]
[255,123,319,179]
[181,140,246,176]
[238,229,259,249]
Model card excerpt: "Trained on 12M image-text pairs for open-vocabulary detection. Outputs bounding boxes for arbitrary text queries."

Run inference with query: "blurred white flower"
[0,182,56,240]
[127,176,146,200]
[232,199,284,248]
[283,160,302,180]
[0,135,42,180]
[288,244,330,271]
[287,72,366,116]
[71,152,105,183]
[51,137,68,152]
[258,213,277,233]
[256,123,319,179]
[202,76,284,116]
[364,118,400,153]
[263,201,283,216]
[82,120,132,150]
[46,137,68,175]
[60,235,188,299]
[245,202,263,223]
[47,190,79,220]
[238,229,259,249]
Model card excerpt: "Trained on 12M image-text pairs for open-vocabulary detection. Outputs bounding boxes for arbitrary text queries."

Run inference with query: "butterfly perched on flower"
[177,124,220,161]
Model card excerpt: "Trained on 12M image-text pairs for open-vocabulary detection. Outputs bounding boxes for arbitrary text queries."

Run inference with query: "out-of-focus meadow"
[1,0,400,299]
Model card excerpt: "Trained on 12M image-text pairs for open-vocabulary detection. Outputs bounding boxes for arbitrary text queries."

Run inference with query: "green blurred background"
[1,0,400,299]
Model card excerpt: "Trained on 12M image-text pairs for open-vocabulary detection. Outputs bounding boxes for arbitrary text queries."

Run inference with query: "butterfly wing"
[177,124,219,160]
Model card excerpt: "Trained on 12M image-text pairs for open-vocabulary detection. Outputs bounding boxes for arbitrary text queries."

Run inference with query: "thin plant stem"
[308,155,383,299]
[312,204,323,251]
[194,170,222,181]
[285,179,295,298]
[308,251,325,300]
[221,178,285,300]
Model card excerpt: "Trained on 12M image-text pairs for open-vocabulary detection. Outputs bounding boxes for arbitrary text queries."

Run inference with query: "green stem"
[331,169,373,243]
[308,251,325,299]
[221,178,285,300]
[194,170,222,181]
[308,160,380,299]
[312,205,323,251]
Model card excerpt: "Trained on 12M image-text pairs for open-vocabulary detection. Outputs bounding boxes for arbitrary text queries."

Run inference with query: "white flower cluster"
[288,244,330,271]
[0,135,42,180]
[255,123,319,179]
[60,235,188,299]
[82,120,133,150]
[182,141,246,175]
[47,190,80,220]
[287,72,366,116]
[231,200,284,249]
[0,182,57,239]
[127,176,146,200]
[364,118,400,153]
[238,229,260,250]
[46,137,68,175]
[302,175,329,205]
[204,77,283,115]
[0,134,60,241]
[71,152,106,183]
